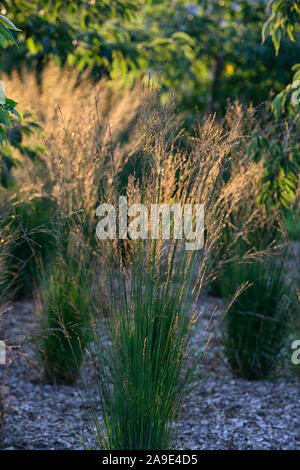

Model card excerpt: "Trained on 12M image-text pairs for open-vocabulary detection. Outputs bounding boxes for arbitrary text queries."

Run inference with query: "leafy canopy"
[0,12,20,147]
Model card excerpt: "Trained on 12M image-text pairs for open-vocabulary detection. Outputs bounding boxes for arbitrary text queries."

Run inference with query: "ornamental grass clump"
[85,90,251,450]
[223,258,291,380]
[89,240,200,450]
[4,195,57,299]
[37,246,95,384]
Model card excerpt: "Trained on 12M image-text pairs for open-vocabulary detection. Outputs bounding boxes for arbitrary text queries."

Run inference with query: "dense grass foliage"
[222,259,291,380]
[37,252,94,384]
[4,196,56,298]
[89,241,200,450]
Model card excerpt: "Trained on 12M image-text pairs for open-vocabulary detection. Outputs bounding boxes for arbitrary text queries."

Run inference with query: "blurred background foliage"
[0,0,299,117]
[1,1,298,206]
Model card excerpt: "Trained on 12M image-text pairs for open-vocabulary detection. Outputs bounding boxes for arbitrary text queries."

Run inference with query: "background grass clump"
[3,195,57,299]
[222,258,291,380]
[37,248,95,384]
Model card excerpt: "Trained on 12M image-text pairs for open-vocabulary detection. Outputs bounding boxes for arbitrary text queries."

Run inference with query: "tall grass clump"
[84,90,251,449]
[222,258,291,380]
[204,117,292,379]
[89,240,200,450]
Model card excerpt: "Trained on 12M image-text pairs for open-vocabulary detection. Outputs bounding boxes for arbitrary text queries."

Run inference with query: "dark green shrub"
[223,259,291,380]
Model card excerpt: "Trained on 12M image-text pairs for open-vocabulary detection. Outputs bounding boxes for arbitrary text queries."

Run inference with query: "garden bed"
[1,297,299,450]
